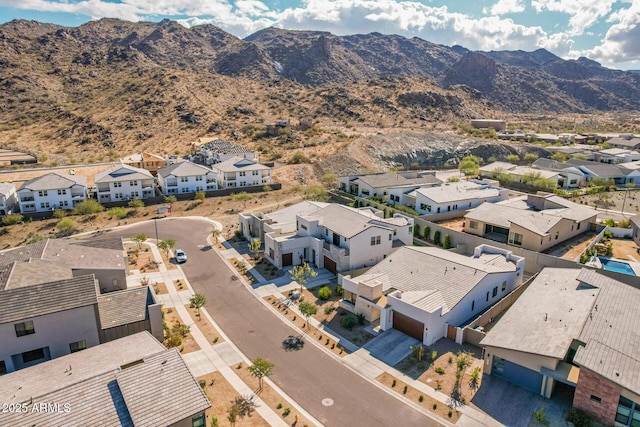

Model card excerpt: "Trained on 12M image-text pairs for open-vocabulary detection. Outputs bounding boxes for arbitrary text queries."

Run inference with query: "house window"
[343,290,356,305]
[114,193,123,199]
[15,320,35,337]
[508,232,523,246]
[616,396,640,425]
[470,221,478,230]
[57,189,66,195]
[570,179,577,185]
[252,170,259,176]
[130,181,137,186]
[408,226,413,234]
[447,205,451,212]
[555,231,559,240]
[492,286,498,298]
[21,348,45,363]
[69,340,87,353]
[181,177,188,183]
[420,204,431,212]
[577,222,581,230]
[471,300,475,311]
[332,233,341,246]
[38,190,48,197]
[437,207,441,213]
[486,292,489,302]
[192,414,206,427]
[131,192,139,198]
[370,236,381,245]
[113,182,122,188]
[502,281,507,292]
[590,395,602,403]
[389,234,392,240]
[239,171,246,177]
[239,181,247,187]
[301,224,307,230]
[0,360,6,376]
[40,202,50,209]
[181,188,190,193]
[195,176,203,181]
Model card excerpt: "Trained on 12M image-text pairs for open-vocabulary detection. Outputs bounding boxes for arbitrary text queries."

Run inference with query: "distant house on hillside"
[195,138,257,165]
[339,171,441,200]
[17,172,87,213]
[471,119,506,132]
[120,151,167,175]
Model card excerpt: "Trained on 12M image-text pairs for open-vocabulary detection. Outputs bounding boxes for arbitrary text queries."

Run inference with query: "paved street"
[108,217,443,427]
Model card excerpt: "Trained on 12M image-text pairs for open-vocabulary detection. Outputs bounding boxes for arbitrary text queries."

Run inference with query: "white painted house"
[339,172,441,200]
[0,182,18,216]
[412,180,509,215]
[212,156,272,189]
[17,173,87,213]
[157,161,217,195]
[94,165,155,203]
[340,244,524,345]
[196,138,257,166]
[264,203,414,274]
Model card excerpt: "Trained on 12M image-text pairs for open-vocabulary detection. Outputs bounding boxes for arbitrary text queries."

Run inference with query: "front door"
[282,253,293,267]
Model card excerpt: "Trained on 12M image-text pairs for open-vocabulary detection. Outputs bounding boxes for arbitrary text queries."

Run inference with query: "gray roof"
[0,238,125,268]
[94,164,153,183]
[607,136,640,148]
[573,269,640,395]
[416,181,503,204]
[0,182,15,196]
[213,156,270,172]
[4,259,74,288]
[20,172,86,191]
[567,159,634,177]
[480,268,597,358]
[158,161,214,178]
[532,158,584,175]
[98,287,150,329]
[0,274,98,324]
[354,174,410,188]
[262,201,329,225]
[354,246,518,314]
[199,139,253,154]
[304,204,401,239]
[0,332,186,427]
[116,349,210,427]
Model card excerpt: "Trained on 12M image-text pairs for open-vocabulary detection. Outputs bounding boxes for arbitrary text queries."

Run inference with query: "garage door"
[492,357,543,394]
[323,256,337,274]
[282,253,293,267]
[392,311,424,341]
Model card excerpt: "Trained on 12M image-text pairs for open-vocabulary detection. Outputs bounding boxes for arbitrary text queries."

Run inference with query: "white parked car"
[175,249,187,263]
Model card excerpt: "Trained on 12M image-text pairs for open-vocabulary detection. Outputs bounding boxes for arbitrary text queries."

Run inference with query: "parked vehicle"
[175,249,187,263]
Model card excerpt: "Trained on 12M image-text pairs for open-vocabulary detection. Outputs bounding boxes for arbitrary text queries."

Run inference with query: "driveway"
[107,218,444,427]
[363,329,420,366]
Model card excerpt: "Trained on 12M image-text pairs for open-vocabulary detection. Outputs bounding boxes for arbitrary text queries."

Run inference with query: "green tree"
[521,171,542,185]
[433,230,441,246]
[302,184,329,202]
[423,226,431,241]
[458,155,480,177]
[247,357,274,391]
[194,191,206,201]
[289,262,317,292]
[73,199,104,215]
[413,223,420,237]
[128,199,145,209]
[551,152,570,162]
[523,153,539,164]
[133,233,147,250]
[317,285,332,300]
[56,218,75,231]
[163,195,178,207]
[533,178,557,190]
[189,293,207,319]
[232,192,252,208]
[247,238,261,260]
[589,177,614,189]
[158,239,176,257]
[443,234,451,249]
[298,301,318,329]
[211,228,222,244]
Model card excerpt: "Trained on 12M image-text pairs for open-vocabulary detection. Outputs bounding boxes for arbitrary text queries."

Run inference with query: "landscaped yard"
[184,305,225,345]
[125,243,160,273]
[162,307,200,354]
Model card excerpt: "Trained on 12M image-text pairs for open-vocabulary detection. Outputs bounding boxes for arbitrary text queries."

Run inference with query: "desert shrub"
[335,285,343,296]
[1,213,23,226]
[56,218,75,231]
[282,407,291,416]
[53,209,67,219]
[288,151,309,164]
[435,367,445,375]
[341,315,356,330]
[356,313,365,325]
[73,199,104,215]
[108,206,128,219]
[128,199,145,208]
[566,409,593,427]
[419,395,424,402]
[324,305,335,315]
[317,285,332,300]
[166,334,182,348]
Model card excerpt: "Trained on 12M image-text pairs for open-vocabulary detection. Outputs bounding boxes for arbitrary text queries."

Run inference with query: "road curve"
[107,217,443,427]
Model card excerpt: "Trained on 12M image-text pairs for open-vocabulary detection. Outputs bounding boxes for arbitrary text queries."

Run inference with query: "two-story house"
[94,164,155,202]
[264,203,414,274]
[340,244,523,345]
[17,173,87,213]
[212,156,272,189]
[0,182,17,216]
[157,161,217,195]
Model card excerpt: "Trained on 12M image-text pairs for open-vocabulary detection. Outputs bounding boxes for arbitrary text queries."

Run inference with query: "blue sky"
[1,0,639,70]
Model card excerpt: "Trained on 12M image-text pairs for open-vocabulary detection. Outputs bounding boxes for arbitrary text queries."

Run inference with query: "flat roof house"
[0,332,210,427]
[264,203,414,274]
[464,194,598,252]
[480,268,640,426]
[411,180,509,216]
[17,172,87,213]
[339,171,441,200]
[340,244,524,345]
[95,164,155,202]
[157,161,217,195]
[212,156,272,189]
[531,158,586,188]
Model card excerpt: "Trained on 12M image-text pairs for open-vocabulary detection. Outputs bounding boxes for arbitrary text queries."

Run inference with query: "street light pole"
[154,217,159,243]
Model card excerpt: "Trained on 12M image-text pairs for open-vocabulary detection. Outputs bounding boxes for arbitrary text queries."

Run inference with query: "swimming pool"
[599,257,637,276]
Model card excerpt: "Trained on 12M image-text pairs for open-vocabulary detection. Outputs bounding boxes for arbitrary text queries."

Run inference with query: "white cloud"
[531,0,617,35]
[483,0,526,16]
[586,0,640,64]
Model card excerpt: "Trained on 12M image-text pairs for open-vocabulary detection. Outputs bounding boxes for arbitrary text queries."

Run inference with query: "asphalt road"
[108,218,443,427]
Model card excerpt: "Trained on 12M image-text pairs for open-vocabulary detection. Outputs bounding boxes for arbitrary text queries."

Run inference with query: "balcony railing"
[20,197,34,202]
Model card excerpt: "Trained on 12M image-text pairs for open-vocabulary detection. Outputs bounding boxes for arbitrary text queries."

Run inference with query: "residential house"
[531,158,586,188]
[238,200,329,242]
[411,180,509,216]
[196,138,257,166]
[17,173,87,213]
[339,171,441,200]
[0,332,210,426]
[0,182,17,216]
[340,244,524,345]
[630,215,640,248]
[480,161,575,189]
[606,135,640,150]
[567,158,640,185]
[120,151,167,175]
[480,268,640,427]
[264,203,414,274]
[157,161,217,195]
[595,148,640,164]
[471,119,507,131]
[94,164,155,203]
[464,194,598,252]
[212,156,272,189]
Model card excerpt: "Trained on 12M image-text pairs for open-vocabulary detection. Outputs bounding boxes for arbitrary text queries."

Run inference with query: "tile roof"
[355,246,518,314]
[157,161,214,178]
[98,287,150,329]
[532,158,583,174]
[607,136,640,148]
[480,268,596,359]
[20,172,86,191]
[199,139,254,154]
[303,204,399,239]
[213,156,270,172]
[0,332,179,427]
[4,259,74,288]
[116,349,210,427]
[567,159,634,177]
[0,274,98,324]
[354,174,410,188]
[94,164,153,183]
